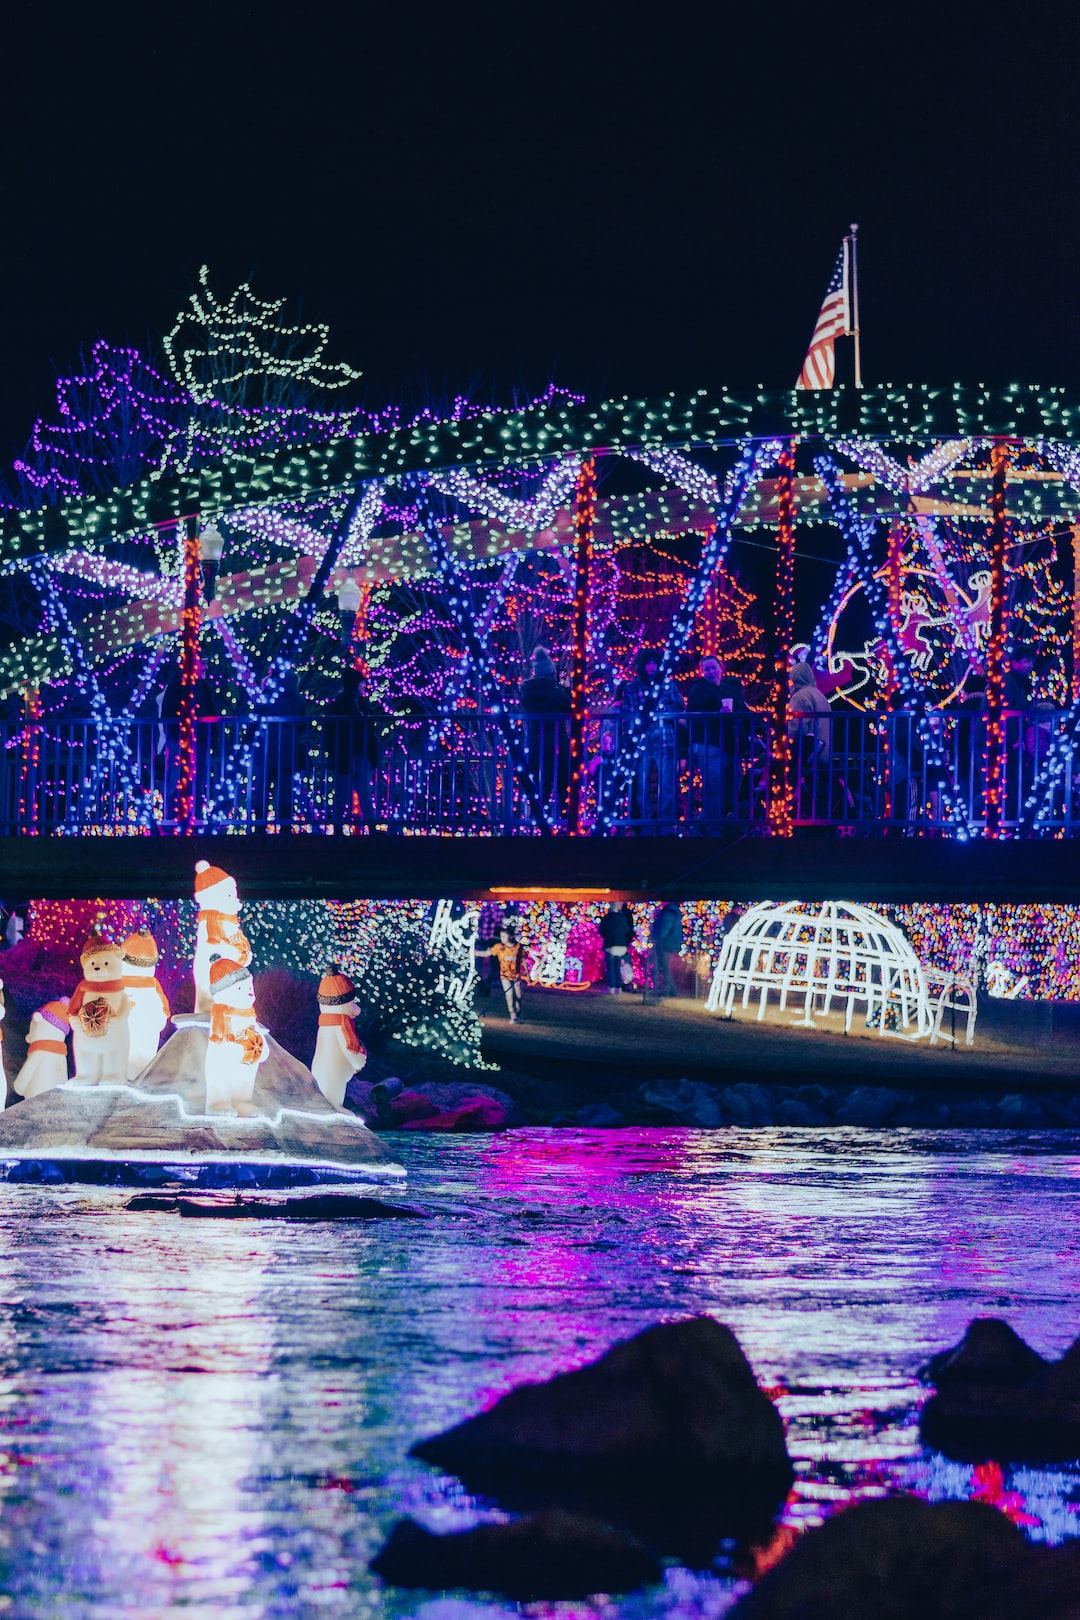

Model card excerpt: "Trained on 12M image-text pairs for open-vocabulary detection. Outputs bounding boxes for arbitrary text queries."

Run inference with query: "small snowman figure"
[311,964,367,1109]
[15,999,71,1099]
[205,958,268,1116]
[121,928,171,1079]
[69,922,133,1085]
[193,861,252,1014]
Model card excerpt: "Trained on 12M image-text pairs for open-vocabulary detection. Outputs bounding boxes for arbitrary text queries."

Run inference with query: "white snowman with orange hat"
[14,999,71,1099]
[311,964,367,1109]
[69,922,133,1085]
[205,958,268,1115]
[193,861,252,1015]
[122,927,171,1078]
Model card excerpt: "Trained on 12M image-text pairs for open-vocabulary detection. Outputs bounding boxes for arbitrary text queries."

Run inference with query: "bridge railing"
[0,709,1073,836]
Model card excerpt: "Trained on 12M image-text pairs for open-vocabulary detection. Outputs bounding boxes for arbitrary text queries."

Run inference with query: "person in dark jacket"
[684,655,747,824]
[617,649,684,826]
[261,669,307,828]
[326,666,381,829]
[598,900,635,993]
[648,901,684,997]
[519,648,571,808]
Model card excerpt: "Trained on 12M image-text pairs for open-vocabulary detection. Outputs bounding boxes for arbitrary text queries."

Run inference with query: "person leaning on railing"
[519,648,571,809]
[684,654,748,825]
[617,650,684,826]
[787,662,832,766]
[326,667,381,832]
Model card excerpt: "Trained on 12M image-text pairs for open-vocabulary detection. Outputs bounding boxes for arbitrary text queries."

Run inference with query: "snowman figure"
[311,964,367,1109]
[14,999,71,1099]
[0,976,6,1109]
[121,927,171,1078]
[193,861,252,1014]
[68,924,133,1085]
[205,958,268,1116]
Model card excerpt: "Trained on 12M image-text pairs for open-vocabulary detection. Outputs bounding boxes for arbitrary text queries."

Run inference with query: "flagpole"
[848,222,863,388]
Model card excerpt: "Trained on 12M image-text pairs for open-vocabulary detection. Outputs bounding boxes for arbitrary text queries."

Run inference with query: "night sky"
[2,5,1079,466]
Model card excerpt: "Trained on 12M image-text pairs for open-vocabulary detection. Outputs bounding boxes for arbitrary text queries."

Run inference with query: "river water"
[0,1127,1078,1617]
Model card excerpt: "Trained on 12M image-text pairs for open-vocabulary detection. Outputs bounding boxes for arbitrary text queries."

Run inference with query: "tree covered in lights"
[163,265,363,412]
[350,907,491,1069]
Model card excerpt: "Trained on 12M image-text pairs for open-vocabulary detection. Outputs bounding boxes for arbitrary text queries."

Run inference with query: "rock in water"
[370,1509,661,1599]
[411,1316,791,1492]
[920,1317,1048,1388]
[920,1319,1080,1461]
[729,1498,1050,1620]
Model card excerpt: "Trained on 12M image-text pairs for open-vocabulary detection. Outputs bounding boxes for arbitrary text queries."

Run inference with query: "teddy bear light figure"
[121,928,171,1079]
[311,964,367,1109]
[193,861,252,1014]
[68,923,133,1085]
[205,958,268,1115]
[15,999,71,1099]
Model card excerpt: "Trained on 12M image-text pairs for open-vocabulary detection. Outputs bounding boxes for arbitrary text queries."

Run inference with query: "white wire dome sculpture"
[705,900,933,1040]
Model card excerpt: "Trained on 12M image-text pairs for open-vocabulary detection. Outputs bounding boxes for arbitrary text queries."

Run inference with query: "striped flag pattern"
[796,244,850,390]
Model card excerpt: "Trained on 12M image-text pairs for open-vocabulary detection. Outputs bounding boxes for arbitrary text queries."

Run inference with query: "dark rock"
[833,1087,906,1126]
[920,1317,1048,1389]
[795,1085,836,1113]
[894,1101,951,1127]
[997,1093,1047,1127]
[775,1098,829,1125]
[412,1316,792,1494]
[921,1319,1080,1462]
[949,1099,998,1127]
[1037,1094,1074,1126]
[729,1497,1062,1620]
[636,1078,723,1125]
[577,1103,625,1127]
[720,1084,775,1125]
[173,1194,430,1221]
[370,1509,660,1599]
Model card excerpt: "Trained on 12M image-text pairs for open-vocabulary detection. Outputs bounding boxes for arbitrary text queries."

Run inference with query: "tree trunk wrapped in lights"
[982,441,1011,838]
[768,440,796,835]
[566,455,596,836]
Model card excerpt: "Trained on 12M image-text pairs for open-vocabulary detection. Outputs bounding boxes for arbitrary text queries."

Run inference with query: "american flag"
[796,243,850,390]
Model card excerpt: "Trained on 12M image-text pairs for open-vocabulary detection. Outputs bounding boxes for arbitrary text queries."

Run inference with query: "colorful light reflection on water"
[0,1127,1077,1615]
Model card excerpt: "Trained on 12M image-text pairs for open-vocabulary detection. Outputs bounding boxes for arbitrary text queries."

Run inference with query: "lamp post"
[337,575,361,639]
[199,520,225,602]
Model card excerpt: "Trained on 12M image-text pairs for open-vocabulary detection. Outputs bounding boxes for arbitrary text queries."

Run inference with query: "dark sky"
[3,3,1079,464]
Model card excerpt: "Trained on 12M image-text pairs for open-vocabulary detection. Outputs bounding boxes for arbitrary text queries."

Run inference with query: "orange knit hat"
[209,957,251,996]
[194,860,233,895]
[317,964,355,1006]
[122,927,159,967]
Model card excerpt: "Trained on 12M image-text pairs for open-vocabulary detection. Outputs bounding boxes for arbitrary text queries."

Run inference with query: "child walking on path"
[478,925,526,1022]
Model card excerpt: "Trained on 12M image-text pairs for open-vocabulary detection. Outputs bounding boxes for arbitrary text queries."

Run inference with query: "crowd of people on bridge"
[17,636,1056,834]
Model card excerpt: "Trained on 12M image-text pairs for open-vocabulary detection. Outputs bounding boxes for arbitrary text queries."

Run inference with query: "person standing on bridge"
[618,650,684,828]
[519,648,571,813]
[685,655,748,826]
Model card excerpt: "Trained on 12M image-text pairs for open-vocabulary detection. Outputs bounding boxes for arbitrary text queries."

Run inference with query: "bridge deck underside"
[7,833,1080,903]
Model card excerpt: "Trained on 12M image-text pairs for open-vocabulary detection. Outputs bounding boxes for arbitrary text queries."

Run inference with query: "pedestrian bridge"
[3,707,1072,838]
